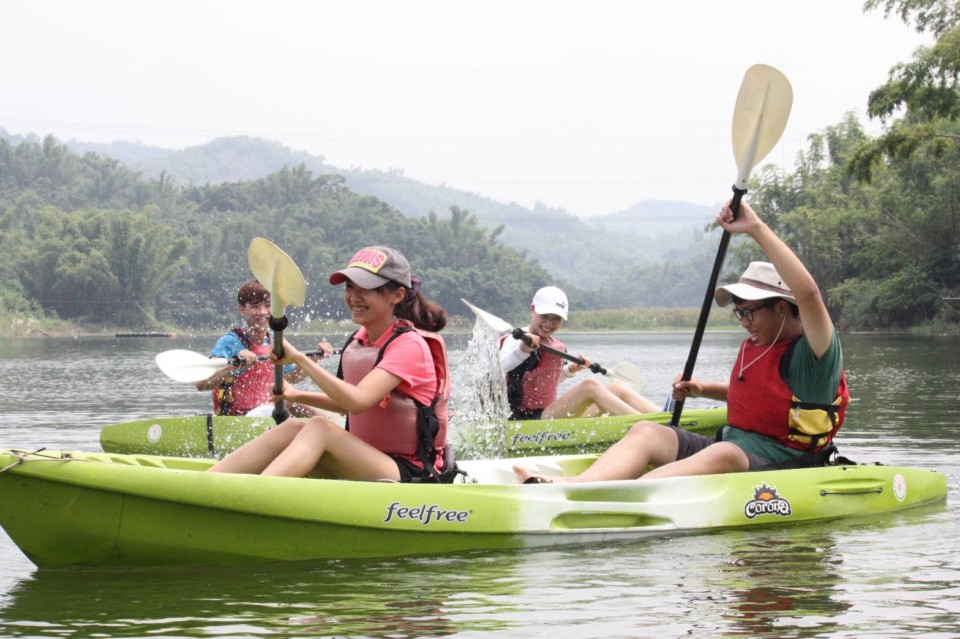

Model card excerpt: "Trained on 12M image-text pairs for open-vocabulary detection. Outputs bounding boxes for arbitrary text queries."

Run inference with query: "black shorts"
[509,408,544,420]
[392,456,435,482]
[672,426,769,470]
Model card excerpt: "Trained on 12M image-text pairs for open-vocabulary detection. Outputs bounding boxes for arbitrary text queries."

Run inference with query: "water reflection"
[0,552,528,638]
[717,534,850,637]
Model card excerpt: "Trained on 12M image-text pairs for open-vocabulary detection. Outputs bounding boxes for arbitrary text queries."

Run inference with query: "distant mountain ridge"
[590,200,716,239]
[0,129,715,292]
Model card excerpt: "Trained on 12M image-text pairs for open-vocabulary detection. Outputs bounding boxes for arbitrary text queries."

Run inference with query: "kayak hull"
[98,407,729,458]
[0,448,946,568]
[99,414,277,459]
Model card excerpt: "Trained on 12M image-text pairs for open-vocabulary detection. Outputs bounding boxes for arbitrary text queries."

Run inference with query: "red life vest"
[726,337,849,451]
[212,329,274,416]
[341,321,449,474]
[500,333,566,413]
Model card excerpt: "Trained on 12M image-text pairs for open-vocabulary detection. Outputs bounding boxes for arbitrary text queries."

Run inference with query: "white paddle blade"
[155,349,229,383]
[608,361,643,391]
[247,238,307,314]
[461,298,515,333]
[731,64,793,189]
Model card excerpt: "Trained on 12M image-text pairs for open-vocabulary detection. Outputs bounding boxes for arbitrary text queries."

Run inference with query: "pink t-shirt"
[352,326,438,405]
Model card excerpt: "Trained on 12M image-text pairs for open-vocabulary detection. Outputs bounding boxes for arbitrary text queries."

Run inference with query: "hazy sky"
[2,1,930,217]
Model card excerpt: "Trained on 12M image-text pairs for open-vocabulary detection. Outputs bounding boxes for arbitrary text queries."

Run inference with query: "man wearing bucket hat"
[499,286,659,421]
[515,199,848,484]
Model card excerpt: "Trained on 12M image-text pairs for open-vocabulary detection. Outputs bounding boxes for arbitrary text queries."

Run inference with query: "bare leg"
[606,380,659,414]
[514,421,679,483]
[643,442,749,479]
[542,378,658,419]
[209,418,306,474]
[261,416,402,481]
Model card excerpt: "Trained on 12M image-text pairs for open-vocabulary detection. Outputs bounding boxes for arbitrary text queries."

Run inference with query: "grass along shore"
[5,306,958,338]
[0,307,742,338]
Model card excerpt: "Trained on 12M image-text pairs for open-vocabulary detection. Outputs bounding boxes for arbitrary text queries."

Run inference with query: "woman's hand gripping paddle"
[462,299,644,391]
[247,238,307,423]
[669,64,793,426]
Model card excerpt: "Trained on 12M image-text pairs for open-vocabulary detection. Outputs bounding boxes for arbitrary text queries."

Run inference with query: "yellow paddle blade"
[247,238,306,315]
[731,64,793,190]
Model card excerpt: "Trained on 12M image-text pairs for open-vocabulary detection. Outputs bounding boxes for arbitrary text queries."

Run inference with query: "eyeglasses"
[733,301,775,322]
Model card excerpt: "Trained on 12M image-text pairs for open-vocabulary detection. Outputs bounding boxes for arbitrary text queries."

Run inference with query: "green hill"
[118,135,717,295]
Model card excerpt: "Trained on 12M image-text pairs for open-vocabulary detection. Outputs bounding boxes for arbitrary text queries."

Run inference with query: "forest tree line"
[0,139,557,330]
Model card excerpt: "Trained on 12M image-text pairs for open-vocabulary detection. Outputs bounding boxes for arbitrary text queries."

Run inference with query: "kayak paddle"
[155,348,334,383]
[669,64,792,426]
[462,298,644,390]
[247,238,307,423]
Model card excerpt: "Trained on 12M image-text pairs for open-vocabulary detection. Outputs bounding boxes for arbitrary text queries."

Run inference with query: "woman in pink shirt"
[210,246,452,482]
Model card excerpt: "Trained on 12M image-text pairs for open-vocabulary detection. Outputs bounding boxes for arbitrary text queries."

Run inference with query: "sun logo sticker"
[893,474,907,502]
[744,483,792,519]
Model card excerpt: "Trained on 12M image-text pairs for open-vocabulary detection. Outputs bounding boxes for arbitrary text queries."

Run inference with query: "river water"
[0,331,957,638]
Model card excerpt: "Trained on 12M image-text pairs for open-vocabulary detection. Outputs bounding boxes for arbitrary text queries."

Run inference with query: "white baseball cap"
[531,286,569,320]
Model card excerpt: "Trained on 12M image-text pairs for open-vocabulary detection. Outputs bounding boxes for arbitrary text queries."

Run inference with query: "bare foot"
[512,465,569,484]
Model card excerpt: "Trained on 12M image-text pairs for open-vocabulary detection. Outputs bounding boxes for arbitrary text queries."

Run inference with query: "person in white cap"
[515,199,848,483]
[499,286,659,421]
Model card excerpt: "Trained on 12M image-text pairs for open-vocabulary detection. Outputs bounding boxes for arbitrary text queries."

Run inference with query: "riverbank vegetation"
[0,306,742,338]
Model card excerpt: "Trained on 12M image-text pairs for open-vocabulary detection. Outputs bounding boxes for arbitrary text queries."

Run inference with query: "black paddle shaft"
[269,314,290,424]
[228,349,335,367]
[669,186,746,426]
[511,328,607,375]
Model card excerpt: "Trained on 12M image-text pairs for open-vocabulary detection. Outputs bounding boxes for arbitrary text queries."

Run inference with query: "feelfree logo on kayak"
[510,430,573,448]
[743,483,792,519]
[383,501,471,526]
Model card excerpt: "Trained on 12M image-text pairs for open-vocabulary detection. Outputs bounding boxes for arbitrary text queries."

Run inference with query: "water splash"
[448,320,509,459]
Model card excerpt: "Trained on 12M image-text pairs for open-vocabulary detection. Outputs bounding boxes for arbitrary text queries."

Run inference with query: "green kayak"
[98,407,729,458]
[0,447,946,568]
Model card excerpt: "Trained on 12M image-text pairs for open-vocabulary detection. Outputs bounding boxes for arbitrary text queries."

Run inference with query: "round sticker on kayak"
[893,473,907,502]
[147,423,163,443]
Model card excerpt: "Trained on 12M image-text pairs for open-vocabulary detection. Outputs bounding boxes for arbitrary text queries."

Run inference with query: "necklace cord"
[737,313,788,381]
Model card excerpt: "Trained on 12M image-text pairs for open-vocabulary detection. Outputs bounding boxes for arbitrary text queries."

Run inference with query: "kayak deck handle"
[820,487,883,496]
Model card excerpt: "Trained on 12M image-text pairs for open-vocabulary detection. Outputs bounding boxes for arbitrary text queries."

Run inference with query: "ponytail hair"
[379,281,447,332]
[396,290,447,332]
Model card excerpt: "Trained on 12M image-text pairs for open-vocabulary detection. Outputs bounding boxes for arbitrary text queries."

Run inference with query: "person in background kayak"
[194,279,323,417]
[210,246,454,483]
[500,286,659,420]
[515,199,848,483]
